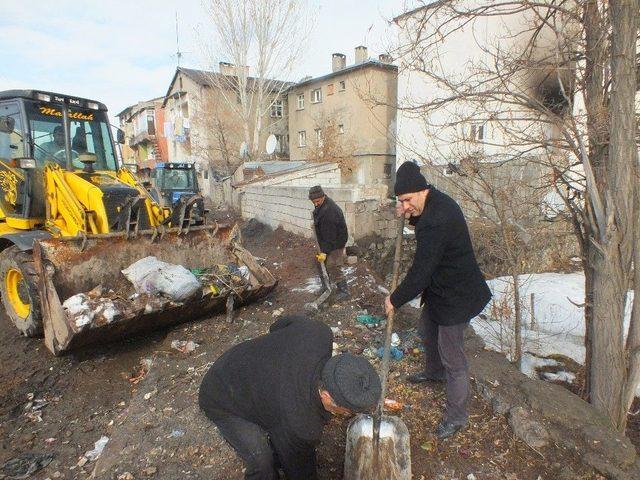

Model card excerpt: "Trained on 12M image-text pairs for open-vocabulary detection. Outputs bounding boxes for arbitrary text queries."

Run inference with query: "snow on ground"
[405,271,637,392]
[469,272,636,392]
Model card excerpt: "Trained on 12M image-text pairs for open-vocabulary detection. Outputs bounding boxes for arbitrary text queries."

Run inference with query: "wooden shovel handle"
[372,215,405,458]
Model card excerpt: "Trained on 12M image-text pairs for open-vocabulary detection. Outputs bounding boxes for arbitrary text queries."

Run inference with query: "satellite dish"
[239,141,248,159]
[265,135,277,155]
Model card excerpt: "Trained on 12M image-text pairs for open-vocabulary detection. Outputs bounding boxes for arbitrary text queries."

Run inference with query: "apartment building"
[162,66,290,195]
[287,46,398,186]
[116,97,168,174]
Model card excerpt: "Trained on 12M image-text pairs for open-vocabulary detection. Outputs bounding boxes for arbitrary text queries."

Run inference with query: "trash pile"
[61,257,253,329]
[191,263,250,296]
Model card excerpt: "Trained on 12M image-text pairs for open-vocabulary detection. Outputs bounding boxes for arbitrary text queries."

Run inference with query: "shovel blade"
[344,414,411,480]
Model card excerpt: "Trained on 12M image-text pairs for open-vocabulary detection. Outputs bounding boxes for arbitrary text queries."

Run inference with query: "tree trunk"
[512,273,522,369]
[608,0,638,431]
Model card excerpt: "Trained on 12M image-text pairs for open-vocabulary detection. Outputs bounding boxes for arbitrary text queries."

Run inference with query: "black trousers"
[419,308,470,425]
[213,416,280,480]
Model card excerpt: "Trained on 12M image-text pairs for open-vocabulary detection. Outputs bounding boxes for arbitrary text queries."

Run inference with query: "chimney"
[355,45,368,64]
[219,62,250,77]
[378,54,392,64]
[332,53,346,72]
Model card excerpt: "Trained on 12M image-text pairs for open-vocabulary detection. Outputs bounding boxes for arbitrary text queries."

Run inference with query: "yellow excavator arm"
[116,167,170,226]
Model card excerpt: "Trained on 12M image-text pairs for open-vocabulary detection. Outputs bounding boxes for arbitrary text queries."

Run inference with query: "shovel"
[344,215,411,480]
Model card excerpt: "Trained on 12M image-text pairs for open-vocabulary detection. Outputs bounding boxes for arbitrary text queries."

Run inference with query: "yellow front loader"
[0,90,275,354]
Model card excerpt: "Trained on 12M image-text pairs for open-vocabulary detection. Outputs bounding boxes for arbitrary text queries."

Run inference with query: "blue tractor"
[152,162,205,225]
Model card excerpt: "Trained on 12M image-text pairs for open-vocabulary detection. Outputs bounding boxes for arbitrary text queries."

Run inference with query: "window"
[298,131,306,147]
[270,100,283,118]
[146,109,155,135]
[338,123,344,134]
[327,84,334,95]
[468,123,485,142]
[314,128,322,147]
[297,94,304,110]
[311,88,322,103]
[338,80,346,91]
[0,102,24,160]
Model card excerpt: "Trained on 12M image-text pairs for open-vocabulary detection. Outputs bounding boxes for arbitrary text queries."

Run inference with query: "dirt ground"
[0,220,627,479]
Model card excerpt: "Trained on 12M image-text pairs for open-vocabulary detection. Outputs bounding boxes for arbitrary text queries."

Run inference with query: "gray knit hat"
[321,353,381,412]
[308,185,325,200]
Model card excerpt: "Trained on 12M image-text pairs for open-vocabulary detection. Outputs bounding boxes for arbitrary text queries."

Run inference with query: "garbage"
[356,314,384,326]
[191,263,252,296]
[122,256,200,301]
[62,287,124,327]
[170,340,199,353]
[1,452,54,479]
[376,346,404,361]
[391,332,400,347]
[84,436,109,461]
[271,308,284,318]
[384,398,404,411]
[168,430,185,438]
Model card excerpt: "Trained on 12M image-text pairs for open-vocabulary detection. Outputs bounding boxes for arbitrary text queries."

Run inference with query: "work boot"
[333,280,350,302]
[407,372,446,384]
[435,421,466,440]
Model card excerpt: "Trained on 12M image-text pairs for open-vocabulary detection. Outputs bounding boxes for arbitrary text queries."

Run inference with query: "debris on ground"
[170,340,199,354]
[84,436,109,462]
[1,452,54,479]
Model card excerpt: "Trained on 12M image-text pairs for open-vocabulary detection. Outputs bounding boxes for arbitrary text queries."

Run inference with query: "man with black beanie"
[384,161,491,439]
[308,185,350,300]
[199,315,381,479]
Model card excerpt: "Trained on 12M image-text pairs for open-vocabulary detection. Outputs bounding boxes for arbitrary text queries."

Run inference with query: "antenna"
[175,12,183,67]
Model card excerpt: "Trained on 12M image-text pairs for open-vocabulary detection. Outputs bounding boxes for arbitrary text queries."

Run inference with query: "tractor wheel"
[0,246,43,337]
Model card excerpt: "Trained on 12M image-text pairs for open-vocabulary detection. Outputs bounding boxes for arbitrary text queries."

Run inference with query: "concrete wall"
[240,184,390,240]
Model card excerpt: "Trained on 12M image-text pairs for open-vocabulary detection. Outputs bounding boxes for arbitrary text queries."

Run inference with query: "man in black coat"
[309,185,349,299]
[199,316,381,480]
[384,161,491,439]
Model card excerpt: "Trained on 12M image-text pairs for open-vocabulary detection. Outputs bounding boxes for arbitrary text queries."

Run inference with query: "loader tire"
[0,246,43,337]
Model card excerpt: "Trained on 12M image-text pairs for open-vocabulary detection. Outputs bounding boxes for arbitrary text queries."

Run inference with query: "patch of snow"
[291,277,322,293]
[542,371,576,383]
[74,314,93,328]
[341,265,357,276]
[471,272,637,395]
[520,354,558,379]
[377,285,390,295]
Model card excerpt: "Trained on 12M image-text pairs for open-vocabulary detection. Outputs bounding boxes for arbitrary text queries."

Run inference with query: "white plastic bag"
[122,256,200,301]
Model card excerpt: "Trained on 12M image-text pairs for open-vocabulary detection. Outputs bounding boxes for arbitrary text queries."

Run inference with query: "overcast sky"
[0,0,410,122]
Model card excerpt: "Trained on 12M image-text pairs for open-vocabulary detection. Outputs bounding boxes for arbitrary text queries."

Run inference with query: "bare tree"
[190,89,242,175]
[393,0,638,430]
[202,0,311,160]
[305,113,357,175]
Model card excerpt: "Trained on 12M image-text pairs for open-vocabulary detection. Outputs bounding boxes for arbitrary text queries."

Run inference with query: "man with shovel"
[309,185,350,301]
[199,315,381,480]
[384,161,491,440]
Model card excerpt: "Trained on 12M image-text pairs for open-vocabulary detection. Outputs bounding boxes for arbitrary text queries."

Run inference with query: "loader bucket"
[32,224,277,355]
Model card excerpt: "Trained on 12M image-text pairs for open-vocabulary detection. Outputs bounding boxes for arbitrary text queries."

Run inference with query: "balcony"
[130,132,156,147]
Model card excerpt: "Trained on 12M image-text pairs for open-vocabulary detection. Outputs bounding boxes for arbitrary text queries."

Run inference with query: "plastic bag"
[122,256,201,301]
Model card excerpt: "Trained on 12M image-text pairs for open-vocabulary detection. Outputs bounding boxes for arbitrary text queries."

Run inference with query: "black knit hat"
[394,161,429,196]
[309,185,325,200]
[321,353,381,412]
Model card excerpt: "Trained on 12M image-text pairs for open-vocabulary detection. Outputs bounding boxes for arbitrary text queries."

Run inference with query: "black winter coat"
[390,188,491,326]
[198,316,333,480]
[313,197,348,254]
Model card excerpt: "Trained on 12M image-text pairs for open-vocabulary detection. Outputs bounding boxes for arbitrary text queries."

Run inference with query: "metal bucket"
[32,223,277,355]
[344,414,412,480]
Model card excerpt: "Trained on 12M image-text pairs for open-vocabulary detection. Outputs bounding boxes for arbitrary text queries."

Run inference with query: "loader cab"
[0,90,118,226]
[153,162,199,207]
